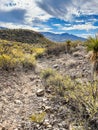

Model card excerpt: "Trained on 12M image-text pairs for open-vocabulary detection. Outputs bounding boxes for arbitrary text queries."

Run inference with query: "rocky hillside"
[0,29,53,45]
[0,32,98,130]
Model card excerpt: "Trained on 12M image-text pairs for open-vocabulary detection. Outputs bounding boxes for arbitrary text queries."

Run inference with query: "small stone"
[45,106,52,113]
[8,127,17,130]
[0,127,5,130]
[29,77,35,81]
[46,89,52,93]
[44,119,52,128]
[42,98,47,102]
[73,51,83,57]
[0,124,5,130]
[36,89,44,96]
[14,128,18,130]
[47,124,52,128]
[14,100,22,105]
[90,117,98,128]
[53,64,59,68]
[36,124,40,128]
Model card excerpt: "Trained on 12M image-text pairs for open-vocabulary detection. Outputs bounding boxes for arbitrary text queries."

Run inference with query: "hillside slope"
[0,29,53,45]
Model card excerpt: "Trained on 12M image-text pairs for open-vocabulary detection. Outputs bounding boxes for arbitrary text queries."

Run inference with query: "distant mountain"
[41,32,86,42]
[0,27,7,29]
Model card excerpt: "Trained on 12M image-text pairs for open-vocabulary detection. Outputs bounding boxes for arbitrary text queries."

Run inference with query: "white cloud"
[0,0,52,25]
[53,24,62,27]
[0,0,98,23]
[1,0,98,23]
[76,33,95,38]
[37,0,98,20]
[62,23,98,31]
[79,0,98,15]
[0,0,98,34]
[0,22,34,30]
[0,21,52,32]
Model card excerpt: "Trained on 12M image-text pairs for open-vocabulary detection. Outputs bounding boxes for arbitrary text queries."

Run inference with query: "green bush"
[86,36,98,53]
[41,69,98,129]
[41,68,56,80]
[30,112,46,123]
[0,39,46,71]
[46,43,67,56]
[22,54,36,69]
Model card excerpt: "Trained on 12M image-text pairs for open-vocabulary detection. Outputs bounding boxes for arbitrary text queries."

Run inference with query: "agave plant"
[86,36,98,76]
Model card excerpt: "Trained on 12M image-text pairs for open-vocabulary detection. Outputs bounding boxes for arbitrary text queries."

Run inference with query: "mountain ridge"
[41,32,86,42]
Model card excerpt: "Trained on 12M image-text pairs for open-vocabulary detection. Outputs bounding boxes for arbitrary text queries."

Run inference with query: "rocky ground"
[0,45,97,130]
[37,45,91,80]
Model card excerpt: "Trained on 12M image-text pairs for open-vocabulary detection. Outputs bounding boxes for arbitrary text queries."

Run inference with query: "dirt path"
[0,70,46,129]
[37,46,91,80]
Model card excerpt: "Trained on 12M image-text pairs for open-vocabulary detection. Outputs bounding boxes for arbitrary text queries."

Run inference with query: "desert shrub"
[41,69,98,129]
[41,68,56,80]
[41,69,65,96]
[0,39,46,71]
[30,112,46,123]
[0,54,13,70]
[45,41,82,56]
[33,48,45,58]
[65,80,98,130]
[71,40,84,47]
[47,74,65,96]
[65,40,72,53]
[0,54,22,70]
[22,54,36,69]
[46,43,67,56]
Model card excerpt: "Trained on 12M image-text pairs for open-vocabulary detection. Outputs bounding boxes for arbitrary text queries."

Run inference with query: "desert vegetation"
[0,29,55,49]
[0,39,45,70]
[86,36,98,77]
[0,29,98,130]
[41,68,98,129]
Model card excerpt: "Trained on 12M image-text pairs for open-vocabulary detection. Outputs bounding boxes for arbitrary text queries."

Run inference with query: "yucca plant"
[86,36,98,75]
[86,36,98,108]
[66,40,71,53]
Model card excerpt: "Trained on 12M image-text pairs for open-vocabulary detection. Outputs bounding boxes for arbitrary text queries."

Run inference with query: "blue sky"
[0,0,98,38]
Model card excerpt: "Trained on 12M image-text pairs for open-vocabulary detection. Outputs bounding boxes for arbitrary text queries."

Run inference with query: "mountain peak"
[40,32,86,42]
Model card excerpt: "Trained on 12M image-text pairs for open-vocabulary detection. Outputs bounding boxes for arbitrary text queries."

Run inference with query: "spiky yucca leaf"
[86,36,98,52]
